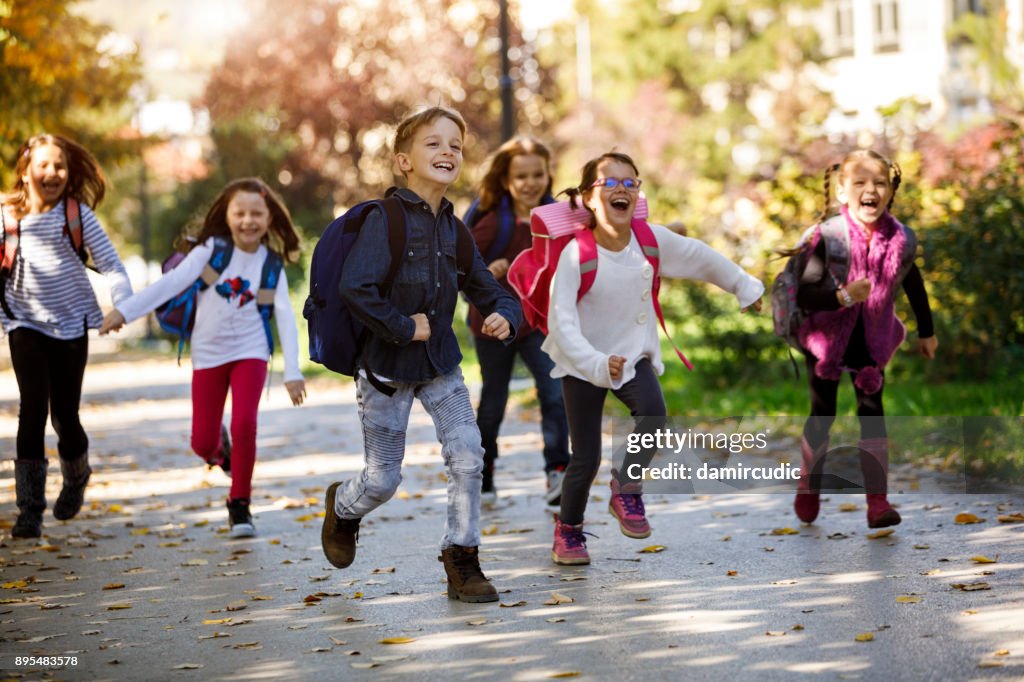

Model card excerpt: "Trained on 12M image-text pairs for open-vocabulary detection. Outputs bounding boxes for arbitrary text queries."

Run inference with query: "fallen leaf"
[866,529,895,539]
[372,567,396,574]
[197,632,230,640]
[855,632,874,642]
[173,663,203,670]
[351,662,380,669]
[913,544,930,550]
[106,603,132,610]
[226,601,247,612]
[954,513,985,525]
[180,560,208,567]
[543,592,574,605]
[921,569,941,576]
[792,624,805,631]
[287,625,308,631]
[548,673,581,679]
[481,525,499,536]
[560,576,587,582]
[294,514,315,523]
[309,647,331,653]
[838,503,859,512]
[995,649,1010,656]
[726,570,738,576]
[896,596,922,604]
[951,582,991,591]
[500,601,527,608]
[329,637,348,645]
[379,637,416,645]
[996,513,1024,523]
[771,527,799,536]
[638,545,666,553]
[466,618,488,626]
[978,661,1004,669]
[203,618,232,625]
[970,556,998,564]
[232,642,262,650]
[303,595,322,603]
[546,617,566,623]
[251,595,272,601]
[765,631,787,637]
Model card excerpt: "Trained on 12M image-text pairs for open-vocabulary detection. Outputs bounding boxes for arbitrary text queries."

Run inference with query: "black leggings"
[8,327,90,462]
[559,359,666,525]
[803,352,886,451]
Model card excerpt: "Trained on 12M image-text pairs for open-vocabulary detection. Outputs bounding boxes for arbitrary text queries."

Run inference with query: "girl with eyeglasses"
[542,151,764,565]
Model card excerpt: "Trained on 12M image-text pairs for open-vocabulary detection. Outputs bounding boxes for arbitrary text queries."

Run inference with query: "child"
[466,136,571,507]
[792,149,937,528]
[3,134,133,539]
[543,152,763,566]
[320,106,521,604]
[100,178,306,538]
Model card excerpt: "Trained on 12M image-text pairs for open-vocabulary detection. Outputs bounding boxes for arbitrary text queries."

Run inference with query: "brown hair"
[819,149,902,222]
[558,151,640,229]
[3,134,106,215]
[392,105,467,156]
[191,178,301,264]
[477,136,553,214]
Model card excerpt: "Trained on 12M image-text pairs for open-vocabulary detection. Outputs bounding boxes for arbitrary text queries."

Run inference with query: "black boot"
[12,459,47,539]
[53,454,91,521]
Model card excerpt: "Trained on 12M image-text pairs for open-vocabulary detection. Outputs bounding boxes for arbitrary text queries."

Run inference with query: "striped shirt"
[1,200,132,339]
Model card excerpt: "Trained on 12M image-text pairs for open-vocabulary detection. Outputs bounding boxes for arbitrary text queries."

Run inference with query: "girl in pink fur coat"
[793,150,938,529]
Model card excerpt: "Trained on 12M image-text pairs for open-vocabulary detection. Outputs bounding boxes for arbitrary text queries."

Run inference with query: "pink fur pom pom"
[854,366,884,395]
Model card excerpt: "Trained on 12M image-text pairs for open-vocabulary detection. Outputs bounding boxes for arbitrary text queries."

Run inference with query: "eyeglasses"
[590,177,642,191]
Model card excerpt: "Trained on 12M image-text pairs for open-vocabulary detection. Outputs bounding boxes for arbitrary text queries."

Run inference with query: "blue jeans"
[474,330,571,473]
[334,368,483,549]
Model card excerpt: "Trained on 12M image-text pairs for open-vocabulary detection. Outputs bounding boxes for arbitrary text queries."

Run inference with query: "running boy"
[320,106,521,603]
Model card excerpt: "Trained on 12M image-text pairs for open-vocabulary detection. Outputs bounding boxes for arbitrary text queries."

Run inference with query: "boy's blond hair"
[393,106,467,155]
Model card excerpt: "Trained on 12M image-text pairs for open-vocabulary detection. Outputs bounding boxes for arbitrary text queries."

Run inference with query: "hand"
[741,298,762,313]
[285,379,307,406]
[916,336,938,360]
[411,313,431,342]
[488,258,510,279]
[481,313,510,340]
[608,354,626,381]
[844,278,872,304]
[100,310,126,335]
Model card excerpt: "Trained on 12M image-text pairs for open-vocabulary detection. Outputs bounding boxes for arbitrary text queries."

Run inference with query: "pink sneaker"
[609,477,651,538]
[552,517,590,565]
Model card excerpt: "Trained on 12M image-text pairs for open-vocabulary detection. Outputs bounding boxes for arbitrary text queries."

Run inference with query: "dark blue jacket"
[340,188,521,383]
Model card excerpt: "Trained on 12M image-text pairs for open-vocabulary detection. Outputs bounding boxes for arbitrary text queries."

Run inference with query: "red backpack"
[506,198,692,370]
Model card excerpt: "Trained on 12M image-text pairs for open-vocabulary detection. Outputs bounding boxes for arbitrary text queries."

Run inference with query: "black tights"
[803,352,886,451]
[8,327,89,462]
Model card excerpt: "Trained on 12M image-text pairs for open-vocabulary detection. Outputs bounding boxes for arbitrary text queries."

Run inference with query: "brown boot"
[439,545,499,603]
[321,482,360,568]
[53,454,91,521]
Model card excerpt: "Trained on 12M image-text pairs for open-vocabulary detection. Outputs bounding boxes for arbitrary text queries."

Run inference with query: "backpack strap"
[172,237,234,363]
[817,214,851,288]
[575,227,599,301]
[632,219,693,371]
[63,198,88,265]
[0,204,19,319]
[483,195,515,263]
[256,250,284,356]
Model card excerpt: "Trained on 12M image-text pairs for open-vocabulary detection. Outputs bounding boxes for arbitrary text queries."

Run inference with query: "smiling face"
[22,143,69,213]
[582,158,639,232]
[226,191,271,253]
[836,157,893,227]
[505,153,550,216]
[395,115,464,192]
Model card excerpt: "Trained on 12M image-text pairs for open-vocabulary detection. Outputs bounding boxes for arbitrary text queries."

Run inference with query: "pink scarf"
[798,206,908,394]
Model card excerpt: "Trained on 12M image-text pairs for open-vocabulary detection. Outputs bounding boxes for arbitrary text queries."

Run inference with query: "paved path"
[1,353,1022,681]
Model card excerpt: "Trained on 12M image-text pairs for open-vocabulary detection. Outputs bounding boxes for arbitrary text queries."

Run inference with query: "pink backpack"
[506,198,692,370]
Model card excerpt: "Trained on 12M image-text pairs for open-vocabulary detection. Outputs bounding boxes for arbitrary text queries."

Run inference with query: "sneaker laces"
[619,493,646,517]
[558,524,597,550]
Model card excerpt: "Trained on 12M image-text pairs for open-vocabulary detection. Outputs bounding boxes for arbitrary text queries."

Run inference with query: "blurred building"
[799,0,1024,134]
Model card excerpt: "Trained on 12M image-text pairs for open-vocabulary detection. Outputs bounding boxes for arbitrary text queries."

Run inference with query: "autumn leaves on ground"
[1,353,1023,681]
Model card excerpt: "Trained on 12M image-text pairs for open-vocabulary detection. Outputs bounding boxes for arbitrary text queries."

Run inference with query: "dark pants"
[474,330,570,473]
[8,327,90,462]
[559,359,666,525]
[803,352,886,449]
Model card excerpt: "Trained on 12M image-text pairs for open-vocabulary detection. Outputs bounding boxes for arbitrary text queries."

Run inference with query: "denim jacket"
[340,188,521,383]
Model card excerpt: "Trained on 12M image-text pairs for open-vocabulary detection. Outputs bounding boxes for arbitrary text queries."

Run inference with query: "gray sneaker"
[545,468,565,507]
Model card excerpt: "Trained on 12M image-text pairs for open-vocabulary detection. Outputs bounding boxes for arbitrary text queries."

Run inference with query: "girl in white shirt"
[4,134,132,539]
[544,152,763,565]
[102,178,306,537]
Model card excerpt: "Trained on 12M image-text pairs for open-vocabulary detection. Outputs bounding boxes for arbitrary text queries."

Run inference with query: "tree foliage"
[0,0,141,186]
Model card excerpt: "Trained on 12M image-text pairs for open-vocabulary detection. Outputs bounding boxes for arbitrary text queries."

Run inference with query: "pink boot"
[794,436,826,523]
[860,438,901,528]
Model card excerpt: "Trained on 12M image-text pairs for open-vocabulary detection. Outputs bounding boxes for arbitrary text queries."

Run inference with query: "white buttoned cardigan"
[541,223,764,389]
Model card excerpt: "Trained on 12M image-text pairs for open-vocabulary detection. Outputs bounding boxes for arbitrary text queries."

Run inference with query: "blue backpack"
[304,191,475,384]
[156,236,283,362]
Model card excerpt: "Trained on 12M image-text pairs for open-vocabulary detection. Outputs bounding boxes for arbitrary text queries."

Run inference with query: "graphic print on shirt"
[215,277,255,307]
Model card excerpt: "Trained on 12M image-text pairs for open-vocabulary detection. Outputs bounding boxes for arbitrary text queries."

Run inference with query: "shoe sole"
[608,503,652,539]
[322,482,355,568]
[446,584,499,603]
[230,523,255,538]
[551,551,590,566]
[868,510,902,528]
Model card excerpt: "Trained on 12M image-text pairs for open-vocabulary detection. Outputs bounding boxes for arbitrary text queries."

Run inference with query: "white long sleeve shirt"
[1,200,132,339]
[542,224,764,389]
[116,238,302,381]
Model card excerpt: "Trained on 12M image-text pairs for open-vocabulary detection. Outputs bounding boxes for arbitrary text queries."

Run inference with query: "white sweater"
[117,239,302,381]
[542,224,764,389]
[1,201,132,339]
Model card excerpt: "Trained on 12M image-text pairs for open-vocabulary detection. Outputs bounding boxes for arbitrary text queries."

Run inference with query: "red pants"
[191,359,267,500]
